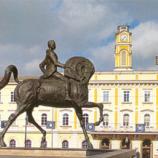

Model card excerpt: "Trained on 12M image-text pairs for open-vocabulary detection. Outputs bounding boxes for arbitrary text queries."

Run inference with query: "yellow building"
[0,25,158,158]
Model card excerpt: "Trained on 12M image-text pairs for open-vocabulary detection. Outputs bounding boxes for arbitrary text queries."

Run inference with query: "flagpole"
[52,127,53,148]
[24,114,28,148]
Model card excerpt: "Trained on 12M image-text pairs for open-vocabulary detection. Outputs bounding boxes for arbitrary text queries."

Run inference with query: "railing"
[95,123,158,133]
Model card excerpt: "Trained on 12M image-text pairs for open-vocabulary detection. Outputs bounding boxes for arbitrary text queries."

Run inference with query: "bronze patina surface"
[0,40,104,149]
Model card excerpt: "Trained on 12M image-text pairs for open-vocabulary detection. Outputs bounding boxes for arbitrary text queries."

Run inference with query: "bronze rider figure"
[39,40,71,100]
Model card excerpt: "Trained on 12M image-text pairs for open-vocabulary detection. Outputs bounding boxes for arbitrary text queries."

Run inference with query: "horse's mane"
[64,57,95,83]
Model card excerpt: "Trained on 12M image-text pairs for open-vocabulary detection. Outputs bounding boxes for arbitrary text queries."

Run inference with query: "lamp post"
[24,114,28,148]
[46,121,55,148]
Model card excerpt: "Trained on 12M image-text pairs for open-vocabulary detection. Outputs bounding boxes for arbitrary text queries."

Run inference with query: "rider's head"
[48,40,56,49]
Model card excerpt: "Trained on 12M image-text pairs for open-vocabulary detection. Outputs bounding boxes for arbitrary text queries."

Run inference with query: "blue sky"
[0,0,158,75]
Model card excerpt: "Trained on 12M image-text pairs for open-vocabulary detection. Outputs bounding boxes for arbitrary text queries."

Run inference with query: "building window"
[11,92,15,102]
[62,140,69,148]
[83,113,89,128]
[121,51,127,66]
[144,91,151,103]
[144,114,150,127]
[82,140,88,149]
[62,113,69,126]
[41,113,47,126]
[101,138,110,149]
[123,91,130,103]
[123,114,129,127]
[102,91,109,102]
[103,114,109,127]
[9,139,16,148]
[25,139,32,148]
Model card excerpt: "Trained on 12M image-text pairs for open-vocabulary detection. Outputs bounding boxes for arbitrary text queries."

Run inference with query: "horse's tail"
[0,65,19,90]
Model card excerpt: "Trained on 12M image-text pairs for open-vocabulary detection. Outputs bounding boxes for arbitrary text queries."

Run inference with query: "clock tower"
[114,25,132,71]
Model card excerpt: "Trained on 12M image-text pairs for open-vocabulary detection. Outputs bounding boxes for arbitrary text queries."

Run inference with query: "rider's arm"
[39,59,46,73]
[48,51,65,68]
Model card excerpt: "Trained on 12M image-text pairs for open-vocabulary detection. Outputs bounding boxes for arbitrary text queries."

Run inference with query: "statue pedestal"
[0,148,136,158]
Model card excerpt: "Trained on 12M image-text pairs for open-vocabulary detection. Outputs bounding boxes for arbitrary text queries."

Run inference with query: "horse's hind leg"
[0,105,26,147]
[83,102,103,126]
[26,108,47,148]
[74,106,93,149]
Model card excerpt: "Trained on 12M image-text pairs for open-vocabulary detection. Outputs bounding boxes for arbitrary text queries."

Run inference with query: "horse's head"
[64,57,95,84]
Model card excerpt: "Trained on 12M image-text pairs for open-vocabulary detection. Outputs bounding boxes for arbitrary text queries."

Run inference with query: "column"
[131,140,142,155]
[111,140,121,149]
[114,88,118,129]
[94,88,97,122]
[152,140,158,158]
[156,88,158,129]
[135,88,138,124]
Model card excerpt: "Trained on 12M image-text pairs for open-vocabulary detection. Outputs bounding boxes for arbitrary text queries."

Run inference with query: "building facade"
[0,25,158,158]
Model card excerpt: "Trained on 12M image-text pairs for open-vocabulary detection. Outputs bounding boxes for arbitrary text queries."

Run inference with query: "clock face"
[120,34,128,41]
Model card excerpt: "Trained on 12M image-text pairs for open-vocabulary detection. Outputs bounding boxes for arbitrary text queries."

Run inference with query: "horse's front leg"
[74,106,93,149]
[83,102,104,126]
[0,106,25,147]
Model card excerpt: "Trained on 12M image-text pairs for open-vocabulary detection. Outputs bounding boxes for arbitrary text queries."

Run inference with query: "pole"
[24,114,28,148]
[52,127,53,148]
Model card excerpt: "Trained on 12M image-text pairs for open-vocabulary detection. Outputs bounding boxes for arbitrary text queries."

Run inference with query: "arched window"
[41,113,47,126]
[62,140,69,148]
[103,114,109,127]
[82,140,88,149]
[121,137,130,149]
[123,114,129,127]
[142,139,151,158]
[9,139,16,148]
[121,51,127,66]
[25,139,32,148]
[62,113,69,126]
[144,114,150,127]
[83,113,89,128]
[101,138,110,149]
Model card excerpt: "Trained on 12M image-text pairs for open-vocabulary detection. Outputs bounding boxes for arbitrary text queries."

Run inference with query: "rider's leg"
[54,72,71,100]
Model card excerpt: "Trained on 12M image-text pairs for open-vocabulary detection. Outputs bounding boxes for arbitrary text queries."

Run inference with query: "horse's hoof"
[0,141,6,147]
[87,142,93,149]
[93,122,100,126]
[40,138,47,148]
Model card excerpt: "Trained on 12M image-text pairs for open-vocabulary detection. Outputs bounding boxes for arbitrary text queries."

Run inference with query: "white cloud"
[0,43,42,75]
[133,21,158,58]
[88,42,114,71]
[24,59,41,75]
[0,0,158,74]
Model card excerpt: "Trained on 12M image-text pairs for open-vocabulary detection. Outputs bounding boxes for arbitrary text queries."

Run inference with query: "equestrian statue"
[0,40,103,149]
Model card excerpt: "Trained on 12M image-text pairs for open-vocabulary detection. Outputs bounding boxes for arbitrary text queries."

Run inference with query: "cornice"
[89,80,158,86]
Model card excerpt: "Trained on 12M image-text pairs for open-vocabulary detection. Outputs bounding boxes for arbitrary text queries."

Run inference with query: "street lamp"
[24,114,28,148]
[46,121,55,148]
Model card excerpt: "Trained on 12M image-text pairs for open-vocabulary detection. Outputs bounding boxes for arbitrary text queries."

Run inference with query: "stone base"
[0,148,136,158]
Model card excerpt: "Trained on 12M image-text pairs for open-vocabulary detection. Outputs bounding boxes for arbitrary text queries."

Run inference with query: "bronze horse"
[0,57,103,148]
